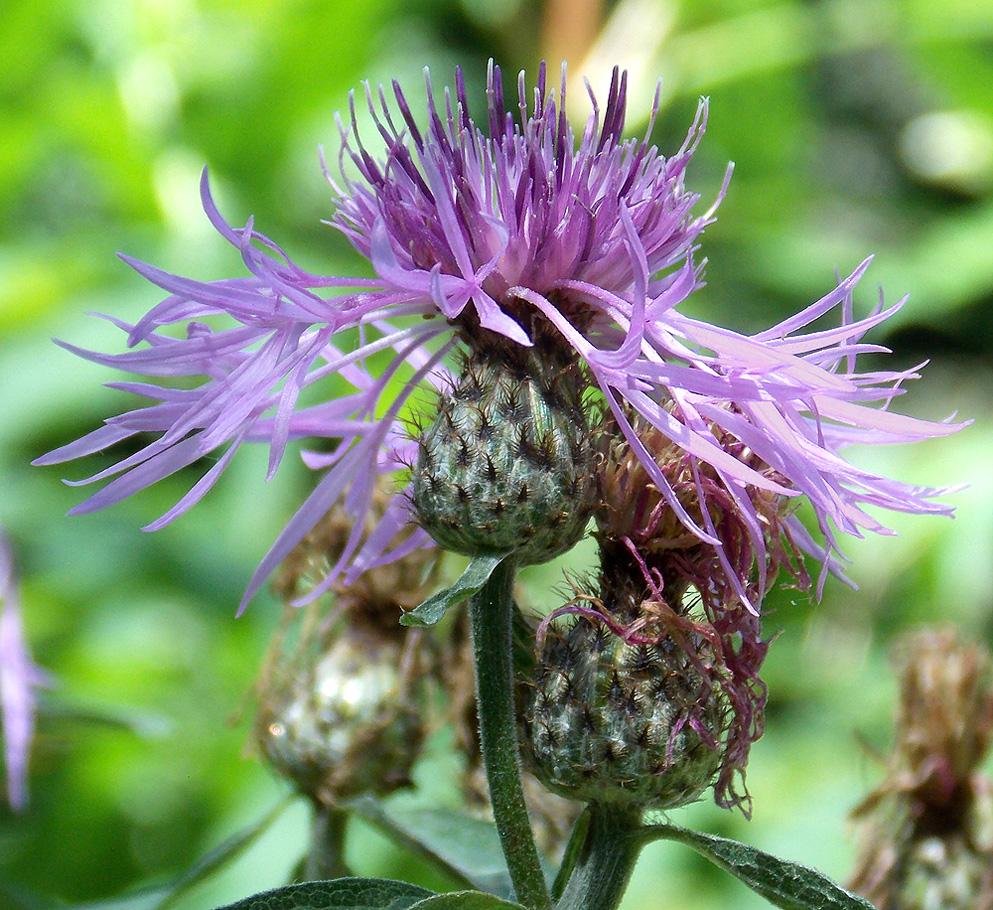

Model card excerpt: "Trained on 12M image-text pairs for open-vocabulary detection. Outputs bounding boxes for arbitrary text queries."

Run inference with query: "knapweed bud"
[849,628,993,910]
[898,830,993,910]
[257,622,428,802]
[519,558,728,812]
[568,404,784,813]
[412,329,597,566]
[255,492,436,805]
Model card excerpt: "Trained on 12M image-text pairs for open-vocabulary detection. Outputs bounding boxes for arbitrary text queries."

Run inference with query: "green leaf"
[156,797,294,909]
[213,878,435,910]
[343,796,515,899]
[550,808,590,903]
[0,882,74,910]
[400,555,506,627]
[649,824,876,910]
[408,892,524,910]
[42,693,172,739]
[60,798,292,910]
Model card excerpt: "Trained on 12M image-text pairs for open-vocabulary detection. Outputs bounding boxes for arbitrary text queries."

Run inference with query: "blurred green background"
[1,0,991,907]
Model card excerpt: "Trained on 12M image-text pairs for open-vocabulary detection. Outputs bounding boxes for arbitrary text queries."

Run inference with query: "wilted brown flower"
[849,627,993,910]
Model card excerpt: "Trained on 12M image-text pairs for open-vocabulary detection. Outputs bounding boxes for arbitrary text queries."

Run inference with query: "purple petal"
[0,530,51,811]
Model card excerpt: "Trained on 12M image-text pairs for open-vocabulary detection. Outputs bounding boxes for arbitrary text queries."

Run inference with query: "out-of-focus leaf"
[344,797,514,899]
[154,797,294,910]
[58,889,171,910]
[0,882,62,910]
[42,695,171,739]
[648,824,876,910]
[60,798,292,910]
[213,879,435,910]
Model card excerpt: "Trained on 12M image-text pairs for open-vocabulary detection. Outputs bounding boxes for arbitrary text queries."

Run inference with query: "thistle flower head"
[329,61,710,351]
[526,526,769,814]
[521,553,739,812]
[35,61,965,610]
[588,404,814,811]
[891,629,993,797]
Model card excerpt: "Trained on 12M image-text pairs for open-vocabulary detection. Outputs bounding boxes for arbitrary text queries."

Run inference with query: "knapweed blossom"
[36,61,963,610]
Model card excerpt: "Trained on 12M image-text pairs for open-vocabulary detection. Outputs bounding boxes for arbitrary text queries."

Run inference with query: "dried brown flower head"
[849,627,993,910]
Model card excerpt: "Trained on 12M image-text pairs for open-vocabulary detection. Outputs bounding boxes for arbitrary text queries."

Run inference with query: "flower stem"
[469,559,551,910]
[555,803,643,910]
[305,803,351,880]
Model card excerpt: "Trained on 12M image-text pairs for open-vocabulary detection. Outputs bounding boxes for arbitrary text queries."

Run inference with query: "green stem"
[469,559,551,910]
[305,803,351,881]
[555,803,644,910]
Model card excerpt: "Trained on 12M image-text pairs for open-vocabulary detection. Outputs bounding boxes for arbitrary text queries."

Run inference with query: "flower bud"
[412,332,596,566]
[255,490,436,804]
[257,623,428,802]
[519,560,728,812]
[898,830,993,910]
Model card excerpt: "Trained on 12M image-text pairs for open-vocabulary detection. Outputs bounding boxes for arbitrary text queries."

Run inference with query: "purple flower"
[36,61,964,610]
[0,529,49,810]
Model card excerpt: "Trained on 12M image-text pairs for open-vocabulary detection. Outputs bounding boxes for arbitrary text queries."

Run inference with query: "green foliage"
[343,797,515,899]
[407,893,524,910]
[213,879,434,910]
[210,884,524,910]
[649,825,876,910]
[400,556,506,627]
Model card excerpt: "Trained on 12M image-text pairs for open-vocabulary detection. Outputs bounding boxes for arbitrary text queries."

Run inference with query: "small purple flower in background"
[0,528,49,811]
[36,61,965,610]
